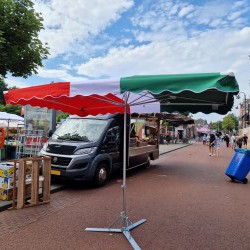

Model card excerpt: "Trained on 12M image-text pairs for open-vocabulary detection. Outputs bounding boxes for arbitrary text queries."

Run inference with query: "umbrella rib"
[82,105,124,111]
[129,99,159,106]
[161,103,224,106]
[37,98,84,111]
[166,96,223,104]
[85,95,124,106]
[128,91,155,105]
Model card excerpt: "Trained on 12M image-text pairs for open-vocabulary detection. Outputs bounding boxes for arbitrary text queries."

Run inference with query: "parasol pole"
[85,91,146,250]
[122,91,128,226]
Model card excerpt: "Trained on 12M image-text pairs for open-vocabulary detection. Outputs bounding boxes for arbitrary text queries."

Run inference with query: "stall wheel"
[230,177,235,182]
[242,178,248,184]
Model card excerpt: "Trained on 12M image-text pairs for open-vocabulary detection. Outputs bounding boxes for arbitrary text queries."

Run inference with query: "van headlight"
[74,147,97,155]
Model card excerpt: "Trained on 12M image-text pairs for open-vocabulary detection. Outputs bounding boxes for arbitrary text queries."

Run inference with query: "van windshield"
[52,118,108,142]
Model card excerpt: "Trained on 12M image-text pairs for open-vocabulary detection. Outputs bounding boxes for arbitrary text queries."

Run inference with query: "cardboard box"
[0,188,13,201]
[0,176,14,189]
[0,185,31,201]
[0,161,32,178]
[0,162,15,178]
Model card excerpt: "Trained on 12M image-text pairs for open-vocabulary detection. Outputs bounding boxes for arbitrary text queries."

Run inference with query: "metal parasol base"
[85,211,146,250]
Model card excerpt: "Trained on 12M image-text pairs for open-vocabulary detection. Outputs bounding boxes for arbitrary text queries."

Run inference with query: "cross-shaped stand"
[85,211,146,250]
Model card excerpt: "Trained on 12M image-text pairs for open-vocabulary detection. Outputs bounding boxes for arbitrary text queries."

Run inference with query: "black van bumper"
[42,152,95,181]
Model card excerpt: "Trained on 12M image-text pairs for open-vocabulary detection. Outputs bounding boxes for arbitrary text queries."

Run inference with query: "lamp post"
[236,92,247,129]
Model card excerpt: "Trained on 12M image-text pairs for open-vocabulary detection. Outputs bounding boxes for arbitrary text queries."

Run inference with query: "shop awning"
[132,113,194,125]
[4,72,239,116]
[197,127,211,133]
[0,111,24,121]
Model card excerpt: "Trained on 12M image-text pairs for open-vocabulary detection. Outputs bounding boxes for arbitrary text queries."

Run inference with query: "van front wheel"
[94,163,108,187]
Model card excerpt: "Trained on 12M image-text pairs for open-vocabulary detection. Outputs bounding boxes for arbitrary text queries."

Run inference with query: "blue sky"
[6,0,250,122]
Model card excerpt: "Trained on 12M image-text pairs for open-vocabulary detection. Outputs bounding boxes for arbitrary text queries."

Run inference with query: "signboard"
[25,105,51,136]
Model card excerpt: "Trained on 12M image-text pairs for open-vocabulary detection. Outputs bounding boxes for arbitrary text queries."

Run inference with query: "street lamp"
[236,92,247,129]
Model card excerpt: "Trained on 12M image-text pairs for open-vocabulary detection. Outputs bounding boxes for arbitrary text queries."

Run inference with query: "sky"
[5,0,250,122]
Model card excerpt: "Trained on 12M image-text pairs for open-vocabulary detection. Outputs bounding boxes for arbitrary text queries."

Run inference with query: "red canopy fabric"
[4,82,129,116]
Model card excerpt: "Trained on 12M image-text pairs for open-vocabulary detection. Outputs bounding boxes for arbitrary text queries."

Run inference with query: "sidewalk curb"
[159,143,192,156]
[0,185,64,212]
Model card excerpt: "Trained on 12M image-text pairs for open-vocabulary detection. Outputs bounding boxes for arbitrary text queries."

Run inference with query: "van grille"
[47,145,77,155]
[51,156,72,166]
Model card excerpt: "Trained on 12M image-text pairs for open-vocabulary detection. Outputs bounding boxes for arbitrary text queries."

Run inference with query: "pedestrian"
[215,133,221,157]
[206,134,210,146]
[202,134,207,145]
[224,134,230,147]
[242,134,248,148]
[230,134,236,149]
[237,137,243,148]
[209,133,215,156]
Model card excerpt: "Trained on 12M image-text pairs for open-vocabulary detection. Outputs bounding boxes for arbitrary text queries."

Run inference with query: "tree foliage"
[0,0,49,78]
[221,114,238,132]
[210,121,222,130]
[0,77,8,104]
[56,113,69,123]
[0,78,21,115]
[0,104,21,115]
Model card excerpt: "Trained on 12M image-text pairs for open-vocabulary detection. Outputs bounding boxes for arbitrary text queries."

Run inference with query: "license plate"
[51,170,61,175]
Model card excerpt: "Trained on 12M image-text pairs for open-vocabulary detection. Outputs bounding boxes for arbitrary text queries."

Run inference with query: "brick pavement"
[0,143,241,250]
[0,190,83,237]
[0,143,190,242]
[159,142,191,155]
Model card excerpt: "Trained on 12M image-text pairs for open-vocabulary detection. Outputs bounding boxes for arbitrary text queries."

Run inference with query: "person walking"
[224,134,230,148]
[215,133,221,157]
[206,134,210,146]
[237,137,243,148]
[242,134,248,149]
[202,134,207,145]
[231,134,236,149]
[209,133,215,156]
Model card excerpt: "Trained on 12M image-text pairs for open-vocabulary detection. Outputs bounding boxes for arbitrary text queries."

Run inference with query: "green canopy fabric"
[121,73,238,94]
[121,73,239,115]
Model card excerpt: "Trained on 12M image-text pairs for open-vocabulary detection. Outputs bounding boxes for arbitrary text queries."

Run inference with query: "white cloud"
[228,9,249,21]
[233,0,246,8]
[76,27,250,93]
[34,0,134,57]
[5,78,30,88]
[37,68,88,82]
[178,5,194,18]
[59,64,72,71]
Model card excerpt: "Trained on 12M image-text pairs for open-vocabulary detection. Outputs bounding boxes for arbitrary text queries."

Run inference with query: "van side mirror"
[48,130,53,137]
[104,128,117,146]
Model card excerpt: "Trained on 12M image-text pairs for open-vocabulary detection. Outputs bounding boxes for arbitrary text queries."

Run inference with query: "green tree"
[0,104,21,115]
[0,0,49,78]
[0,77,8,104]
[0,77,17,104]
[0,78,21,114]
[222,114,238,132]
[56,113,69,123]
[211,121,222,130]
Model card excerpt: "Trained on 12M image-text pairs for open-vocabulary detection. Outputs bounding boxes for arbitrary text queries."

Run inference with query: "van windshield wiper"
[57,136,71,141]
[69,136,90,142]
[55,134,91,142]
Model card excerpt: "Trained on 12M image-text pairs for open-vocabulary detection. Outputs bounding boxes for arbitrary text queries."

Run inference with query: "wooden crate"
[10,156,51,209]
